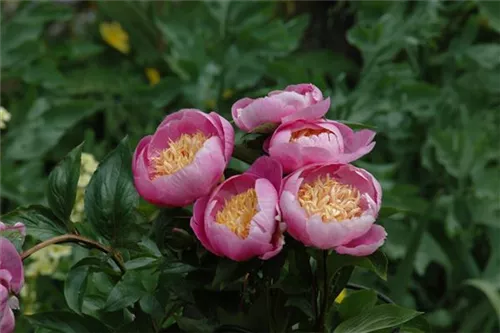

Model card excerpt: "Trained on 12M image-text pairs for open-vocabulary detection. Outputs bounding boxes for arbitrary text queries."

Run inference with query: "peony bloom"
[190,157,284,261]
[133,109,234,207]
[280,163,386,256]
[266,119,376,173]
[231,83,329,132]
[0,223,25,333]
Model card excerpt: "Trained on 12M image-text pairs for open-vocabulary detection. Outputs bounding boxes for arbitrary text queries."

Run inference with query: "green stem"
[318,250,329,332]
[21,234,126,274]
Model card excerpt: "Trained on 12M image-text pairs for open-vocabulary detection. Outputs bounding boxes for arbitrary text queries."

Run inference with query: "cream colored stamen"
[215,188,258,239]
[298,174,362,222]
[151,132,208,179]
[290,128,331,142]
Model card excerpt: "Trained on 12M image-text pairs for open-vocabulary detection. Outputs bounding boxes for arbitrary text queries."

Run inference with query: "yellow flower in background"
[71,153,99,222]
[205,99,217,110]
[145,68,161,86]
[223,89,234,100]
[0,106,11,129]
[335,289,347,303]
[99,21,130,54]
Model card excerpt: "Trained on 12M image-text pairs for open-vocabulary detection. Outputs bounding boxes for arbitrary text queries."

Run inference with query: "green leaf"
[464,44,500,69]
[465,279,500,327]
[64,265,90,314]
[47,143,83,224]
[2,99,103,161]
[333,304,423,333]
[212,258,240,288]
[478,1,500,33]
[338,120,377,130]
[105,269,158,312]
[176,317,215,333]
[338,290,378,320]
[26,312,111,333]
[1,205,67,241]
[84,138,139,246]
[328,251,388,282]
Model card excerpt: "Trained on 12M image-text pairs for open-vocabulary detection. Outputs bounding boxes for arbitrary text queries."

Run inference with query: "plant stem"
[21,234,126,273]
[318,250,329,332]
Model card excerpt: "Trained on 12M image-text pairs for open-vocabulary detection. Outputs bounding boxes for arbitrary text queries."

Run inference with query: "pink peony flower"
[231,83,329,132]
[0,232,24,333]
[266,119,376,173]
[132,109,234,207]
[280,163,386,255]
[190,157,285,261]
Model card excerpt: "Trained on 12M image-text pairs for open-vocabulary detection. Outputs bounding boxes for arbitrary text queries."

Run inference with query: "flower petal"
[246,157,283,191]
[0,237,23,293]
[281,98,330,123]
[190,195,219,255]
[335,224,387,256]
[208,112,235,162]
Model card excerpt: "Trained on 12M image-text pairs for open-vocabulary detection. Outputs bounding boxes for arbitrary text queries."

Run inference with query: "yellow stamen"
[150,132,208,179]
[215,188,258,239]
[298,174,362,222]
[290,128,331,142]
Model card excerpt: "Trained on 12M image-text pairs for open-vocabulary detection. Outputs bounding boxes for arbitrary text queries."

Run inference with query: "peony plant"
[2,83,423,333]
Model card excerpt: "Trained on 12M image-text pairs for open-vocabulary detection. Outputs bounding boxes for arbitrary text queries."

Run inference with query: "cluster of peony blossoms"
[0,222,25,333]
[133,83,386,261]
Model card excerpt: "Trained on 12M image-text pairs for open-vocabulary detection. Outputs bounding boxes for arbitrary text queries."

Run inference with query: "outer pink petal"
[150,137,226,206]
[281,98,330,123]
[246,157,283,192]
[269,143,332,174]
[190,196,219,255]
[0,284,8,310]
[280,191,312,246]
[0,237,23,294]
[305,212,376,249]
[232,97,296,132]
[335,224,387,256]
[1,307,15,333]
[252,179,279,233]
[132,135,152,177]
[284,83,323,103]
[231,98,255,131]
[207,222,273,261]
[208,112,235,162]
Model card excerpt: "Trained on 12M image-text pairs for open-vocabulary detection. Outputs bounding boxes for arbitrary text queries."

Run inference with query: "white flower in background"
[0,106,12,129]
[71,153,99,222]
[22,245,72,315]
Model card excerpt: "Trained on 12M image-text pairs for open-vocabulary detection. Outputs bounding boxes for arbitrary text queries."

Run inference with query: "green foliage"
[1,0,499,332]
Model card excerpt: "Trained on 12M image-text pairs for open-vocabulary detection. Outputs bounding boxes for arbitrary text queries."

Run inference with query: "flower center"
[290,128,331,142]
[215,188,258,239]
[150,132,209,179]
[298,174,362,222]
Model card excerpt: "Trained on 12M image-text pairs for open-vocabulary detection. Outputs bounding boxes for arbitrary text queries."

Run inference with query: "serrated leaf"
[84,138,139,246]
[333,304,423,333]
[47,143,83,224]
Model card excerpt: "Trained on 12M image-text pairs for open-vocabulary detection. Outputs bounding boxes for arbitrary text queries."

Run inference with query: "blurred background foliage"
[1,0,499,332]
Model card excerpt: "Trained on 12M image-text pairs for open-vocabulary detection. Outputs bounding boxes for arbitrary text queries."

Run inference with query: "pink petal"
[0,237,23,294]
[281,98,330,123]
[280,191,312,246]
[0,306,15,333]
[150,137,226,206]
[208,112,235,162]
[132,135,152,177]
[284,83,323,103]
[253,179,279,232]
[259,221,286,260]
[190,196,220,256]
[335,165,382,211]
[269,143,333,174]
[305,213,376,249]
[0,223,26,237]
[246,157,283,192]
[335,224,387,256]
[232,96,295,132]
